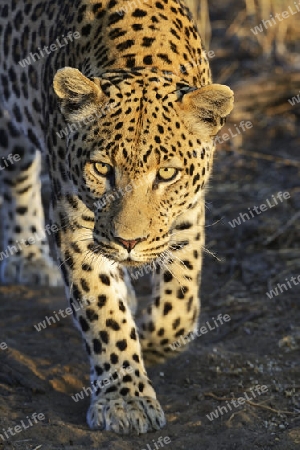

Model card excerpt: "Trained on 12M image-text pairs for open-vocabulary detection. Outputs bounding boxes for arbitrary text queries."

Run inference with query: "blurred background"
[175,1,300,448]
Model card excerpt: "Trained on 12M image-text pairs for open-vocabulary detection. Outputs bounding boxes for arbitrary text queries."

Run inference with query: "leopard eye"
[92,162,112,177]
[157,167,178,182]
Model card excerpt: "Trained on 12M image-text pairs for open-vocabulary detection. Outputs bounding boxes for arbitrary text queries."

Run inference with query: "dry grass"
[185,0,211,49]
[245,0,296,56]
[186,0,300,57]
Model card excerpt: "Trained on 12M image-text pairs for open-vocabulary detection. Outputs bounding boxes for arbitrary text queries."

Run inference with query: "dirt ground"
[1,1,300,449]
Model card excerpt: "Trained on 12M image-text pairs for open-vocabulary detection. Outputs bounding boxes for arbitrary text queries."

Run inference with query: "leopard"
[0,0,234,435]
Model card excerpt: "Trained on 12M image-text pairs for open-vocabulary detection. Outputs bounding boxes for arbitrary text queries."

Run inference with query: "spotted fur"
[0,0,233,434]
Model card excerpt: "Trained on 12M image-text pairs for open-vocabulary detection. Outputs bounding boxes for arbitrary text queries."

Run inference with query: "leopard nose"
[115,236,146,252]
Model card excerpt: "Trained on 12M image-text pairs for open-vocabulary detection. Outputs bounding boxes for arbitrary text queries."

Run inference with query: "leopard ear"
[180,84,234,137]
[53,67,104,123]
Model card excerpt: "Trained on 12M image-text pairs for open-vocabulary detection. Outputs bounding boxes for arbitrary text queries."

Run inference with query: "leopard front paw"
[87,396,166,434]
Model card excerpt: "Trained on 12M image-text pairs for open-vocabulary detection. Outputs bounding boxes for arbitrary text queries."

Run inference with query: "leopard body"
[0,0,233,434]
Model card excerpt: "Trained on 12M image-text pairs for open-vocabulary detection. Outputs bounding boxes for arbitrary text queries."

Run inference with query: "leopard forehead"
[70,76,205,165]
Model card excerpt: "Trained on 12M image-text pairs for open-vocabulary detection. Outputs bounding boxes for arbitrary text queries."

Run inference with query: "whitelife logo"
[250,2,300,35]
[206,385,268,421]
[71,364,134,402]
[117,0,150,15]
[266,274,300,299]
[131,250,173,281]
[141,436,171,450]
[0,412,45,442]
[169,314,231,351]
[213,120,253,145]
[34,296,96,332]
[0,153,21,170]
[56,101,117,139]
[228,191,290,228]
[0,223,58,262]
[18,31,81,68]
[0,342,8,351]
[288,90,300,106]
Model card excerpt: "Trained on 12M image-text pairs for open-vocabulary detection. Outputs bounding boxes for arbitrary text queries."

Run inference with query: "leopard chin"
[109,252,167,267]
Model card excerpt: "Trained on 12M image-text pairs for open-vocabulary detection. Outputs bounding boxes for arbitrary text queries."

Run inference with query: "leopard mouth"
[92,237,171,267]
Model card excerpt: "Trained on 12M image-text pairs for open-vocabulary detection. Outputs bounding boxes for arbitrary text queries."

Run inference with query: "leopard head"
[53,67,233,265]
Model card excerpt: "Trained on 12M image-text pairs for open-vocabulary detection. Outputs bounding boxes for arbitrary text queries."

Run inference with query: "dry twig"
[223,147,300,168]
[263,211,300,245]
[204,392,298,415]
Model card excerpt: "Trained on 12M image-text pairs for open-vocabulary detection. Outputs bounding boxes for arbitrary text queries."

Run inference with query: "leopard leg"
[0,110,62,285]
[53,197,165,434]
